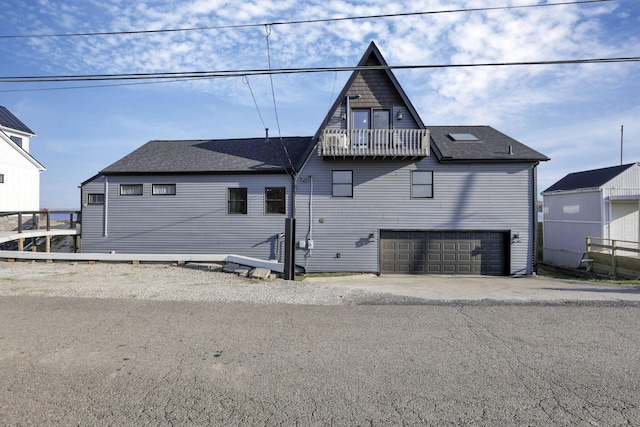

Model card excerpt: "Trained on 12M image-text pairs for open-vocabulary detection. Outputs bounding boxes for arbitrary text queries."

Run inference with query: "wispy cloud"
[3,0,639,207]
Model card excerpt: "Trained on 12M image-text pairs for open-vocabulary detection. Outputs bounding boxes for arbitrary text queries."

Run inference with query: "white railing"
[320,128,430,157]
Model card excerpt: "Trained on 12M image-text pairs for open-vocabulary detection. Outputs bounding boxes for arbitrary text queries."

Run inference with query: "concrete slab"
[234,266,251,277]
[301,274,640,303]
[223,263,240,273]
[250,268,272,280]
[184,262,224,272]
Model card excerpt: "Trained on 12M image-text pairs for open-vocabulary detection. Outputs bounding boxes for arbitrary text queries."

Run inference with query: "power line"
[1,57,638,85]
[0,0,612,40]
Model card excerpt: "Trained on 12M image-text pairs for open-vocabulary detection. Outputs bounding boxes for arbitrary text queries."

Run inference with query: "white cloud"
[3,0,639,208]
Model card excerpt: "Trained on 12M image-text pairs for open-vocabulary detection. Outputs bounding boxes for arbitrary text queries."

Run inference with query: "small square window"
[228,188,248,214]
[332,170,353,197]
[412,171,433,198]
[265,187,285,214]
[88,193,105,205]
[120,184,143,196]
[152,184,176,195]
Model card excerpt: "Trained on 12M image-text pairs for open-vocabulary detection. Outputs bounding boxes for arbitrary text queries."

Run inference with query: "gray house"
[81,42,548,275]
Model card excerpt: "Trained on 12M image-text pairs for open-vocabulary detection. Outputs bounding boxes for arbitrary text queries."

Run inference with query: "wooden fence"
[586,237,640,279]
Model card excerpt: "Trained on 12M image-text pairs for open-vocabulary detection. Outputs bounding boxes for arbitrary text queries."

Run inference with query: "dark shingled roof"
[542,163,636,193]
[428,126,548,163]
[0,106,35,135]
[101,136,313,175]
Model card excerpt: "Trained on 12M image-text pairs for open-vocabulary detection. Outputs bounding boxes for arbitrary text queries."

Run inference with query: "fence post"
[612,239,617,277]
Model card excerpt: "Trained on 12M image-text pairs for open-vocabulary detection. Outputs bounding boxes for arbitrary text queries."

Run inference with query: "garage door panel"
[381,230,507,275]
[458,253,471,262]
[458,242,472,251]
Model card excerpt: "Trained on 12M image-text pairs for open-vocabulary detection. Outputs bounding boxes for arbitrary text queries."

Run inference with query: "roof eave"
[100,169,294,176]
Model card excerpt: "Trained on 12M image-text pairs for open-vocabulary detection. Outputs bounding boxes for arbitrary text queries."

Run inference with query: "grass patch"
[538,265,640,285]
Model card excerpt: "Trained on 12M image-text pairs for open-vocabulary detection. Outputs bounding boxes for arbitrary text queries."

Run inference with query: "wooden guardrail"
[0,210,80,233]
[0,210,81,252]
[586,237,640,279]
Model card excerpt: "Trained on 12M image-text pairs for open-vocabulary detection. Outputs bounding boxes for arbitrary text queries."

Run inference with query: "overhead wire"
[1,57,638,86]
[242,75,267,130]
[264,25,296,176]
[0,0,613,39]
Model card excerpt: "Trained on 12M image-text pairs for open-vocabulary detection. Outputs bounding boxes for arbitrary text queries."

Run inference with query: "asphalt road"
[1,296,639,425]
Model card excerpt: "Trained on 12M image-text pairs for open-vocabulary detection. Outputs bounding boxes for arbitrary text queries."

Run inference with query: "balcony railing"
[319,128,430,158]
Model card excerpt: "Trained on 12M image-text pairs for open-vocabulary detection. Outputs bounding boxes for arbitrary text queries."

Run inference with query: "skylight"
[448,133,479,141]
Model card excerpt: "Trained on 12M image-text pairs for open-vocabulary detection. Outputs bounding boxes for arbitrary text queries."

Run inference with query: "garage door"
[380,231,507,275]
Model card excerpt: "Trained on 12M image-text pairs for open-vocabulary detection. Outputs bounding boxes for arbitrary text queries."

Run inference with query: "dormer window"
[9,136,23,148]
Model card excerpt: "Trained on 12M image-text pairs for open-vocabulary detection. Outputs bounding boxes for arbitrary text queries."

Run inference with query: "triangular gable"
[0,131,45,171]
[311,41,425,143]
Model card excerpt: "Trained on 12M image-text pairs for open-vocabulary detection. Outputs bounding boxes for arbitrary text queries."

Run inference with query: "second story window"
[120,184,143,196]
[265,187,285,214]
[88,193,105,205]
[228,188,248,214]
[412,171,434,198]
[9,136,22,148]
[152,184,176,195]
[332,171,353,197]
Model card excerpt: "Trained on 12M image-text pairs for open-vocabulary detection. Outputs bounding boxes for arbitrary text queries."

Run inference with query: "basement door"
[380,230,508,275]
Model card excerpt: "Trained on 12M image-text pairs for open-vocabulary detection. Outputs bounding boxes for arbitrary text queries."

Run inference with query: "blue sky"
[1,0,639,209]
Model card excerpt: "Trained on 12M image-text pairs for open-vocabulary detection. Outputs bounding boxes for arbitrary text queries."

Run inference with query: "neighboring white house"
[542,163,640,268]
[0,106,45,212]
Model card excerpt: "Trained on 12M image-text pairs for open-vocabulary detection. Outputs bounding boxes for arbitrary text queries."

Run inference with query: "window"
[332,171,353,197]
[88,193,105,205]
[265,187,285,214]
[0,174,4,184]
[448,133,479,141]
[412,171,433,198]
[120,184,143,196]
[152,184,176,195]
[9,136,22,148]
[228,188,248,214]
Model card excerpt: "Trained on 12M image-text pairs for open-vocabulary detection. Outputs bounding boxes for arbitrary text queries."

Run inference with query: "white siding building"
[0,106,45,212]
[542,163,640,268]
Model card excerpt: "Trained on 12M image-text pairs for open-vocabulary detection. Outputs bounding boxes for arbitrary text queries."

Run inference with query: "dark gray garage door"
[380,231,507,275]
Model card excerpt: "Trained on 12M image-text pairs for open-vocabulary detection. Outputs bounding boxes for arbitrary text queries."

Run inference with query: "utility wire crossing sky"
[0,0,637,209]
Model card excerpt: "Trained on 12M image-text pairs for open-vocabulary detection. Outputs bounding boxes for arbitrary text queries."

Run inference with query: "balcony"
[319,128,430,159]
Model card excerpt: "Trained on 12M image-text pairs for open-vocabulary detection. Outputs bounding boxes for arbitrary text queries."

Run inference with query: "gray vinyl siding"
[81,175,107,240]
[295,154,536,274]
[81,174,292,259]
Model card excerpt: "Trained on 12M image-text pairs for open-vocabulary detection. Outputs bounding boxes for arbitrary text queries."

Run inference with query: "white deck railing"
[319,128,430,157]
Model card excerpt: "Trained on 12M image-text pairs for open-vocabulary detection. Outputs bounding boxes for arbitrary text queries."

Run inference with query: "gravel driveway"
[0,262,355,305]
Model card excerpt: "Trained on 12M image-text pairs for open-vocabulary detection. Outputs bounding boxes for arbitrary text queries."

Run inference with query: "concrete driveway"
[303,274,640,304]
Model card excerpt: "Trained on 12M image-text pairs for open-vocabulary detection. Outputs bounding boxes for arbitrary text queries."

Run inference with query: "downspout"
[532,162,539,275]
[308,176,313,246]
[103,176,108,237]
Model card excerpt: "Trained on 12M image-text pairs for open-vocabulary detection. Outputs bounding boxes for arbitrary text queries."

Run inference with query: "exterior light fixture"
[397,111,403,120]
